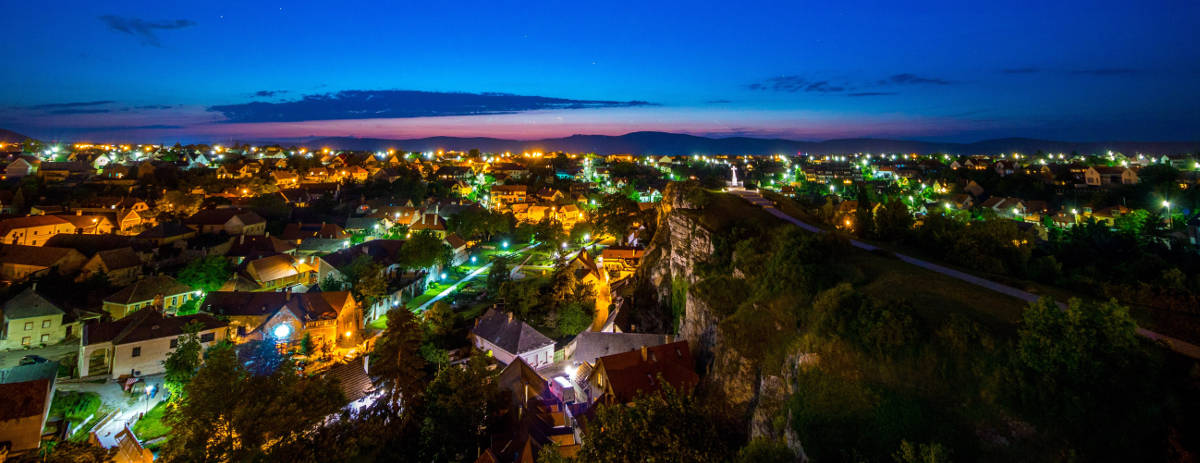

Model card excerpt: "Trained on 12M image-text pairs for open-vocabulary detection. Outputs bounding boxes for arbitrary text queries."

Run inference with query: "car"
[18,355,48,366]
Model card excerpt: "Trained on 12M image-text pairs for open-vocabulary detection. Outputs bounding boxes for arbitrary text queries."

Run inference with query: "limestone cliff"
[627,182,808,459]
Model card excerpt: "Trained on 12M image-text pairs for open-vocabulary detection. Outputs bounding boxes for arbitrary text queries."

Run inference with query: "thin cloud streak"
[98,15,196,46]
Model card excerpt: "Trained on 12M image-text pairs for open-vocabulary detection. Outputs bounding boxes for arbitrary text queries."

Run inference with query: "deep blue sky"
[2,0,1198,143]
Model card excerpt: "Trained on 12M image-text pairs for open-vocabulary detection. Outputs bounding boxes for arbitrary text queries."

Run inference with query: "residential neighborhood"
[0,138,1196,462]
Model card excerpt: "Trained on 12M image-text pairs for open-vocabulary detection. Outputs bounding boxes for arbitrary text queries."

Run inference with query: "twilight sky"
[1,0,1198,143]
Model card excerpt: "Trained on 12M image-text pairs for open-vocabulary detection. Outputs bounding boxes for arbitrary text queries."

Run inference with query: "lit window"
[40,334,49,342]
[24,322,33,331]
[42,320,51,328]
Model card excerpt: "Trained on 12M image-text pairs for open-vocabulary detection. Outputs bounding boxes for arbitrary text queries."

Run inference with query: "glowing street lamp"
[501,241,509,249]
[1163,200,1173,228]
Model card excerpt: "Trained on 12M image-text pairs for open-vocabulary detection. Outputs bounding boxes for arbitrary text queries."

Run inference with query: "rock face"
[631,183,811,461]
[631,185,758,408]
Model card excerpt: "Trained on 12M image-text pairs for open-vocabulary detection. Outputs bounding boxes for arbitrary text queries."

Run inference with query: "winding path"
[730,189,1200,359]
[414,242,540,312]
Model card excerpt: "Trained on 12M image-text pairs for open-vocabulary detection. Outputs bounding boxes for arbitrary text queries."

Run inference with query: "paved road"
[0,343,79,369]
[415,242,540,312]
[731,189,1200,360]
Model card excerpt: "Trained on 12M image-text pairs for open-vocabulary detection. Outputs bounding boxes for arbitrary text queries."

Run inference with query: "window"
[21,336,31,345]
[170,338,178,348]
[200,332,215,343]
[24,322,33,331]
[40,334,49,342]
[131,347,141,357]
[42,320,51,328]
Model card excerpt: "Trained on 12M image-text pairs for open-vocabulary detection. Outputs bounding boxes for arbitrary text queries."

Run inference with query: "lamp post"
[1163,200,1173,229]
[143,384,154,416]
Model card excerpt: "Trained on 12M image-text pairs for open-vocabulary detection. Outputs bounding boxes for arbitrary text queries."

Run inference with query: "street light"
[1163,200,1173,228]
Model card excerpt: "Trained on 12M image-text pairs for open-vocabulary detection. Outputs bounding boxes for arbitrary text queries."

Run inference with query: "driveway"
[57,373,166,448]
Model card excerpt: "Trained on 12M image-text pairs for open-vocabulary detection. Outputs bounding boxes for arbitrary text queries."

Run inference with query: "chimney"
[640,345,648,362]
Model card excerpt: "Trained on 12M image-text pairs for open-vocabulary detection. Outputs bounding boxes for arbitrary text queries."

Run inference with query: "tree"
[735,439,796,463]
[399,231,452,271]
[299,333,314,356]
[893,441,951,463]
[422,301,454,338]
[162,342,343,462]
[371,308,427,417]
[554,301,592,338]
[177,256,233,292]
[1008,297,1165,460]
[163,321,204,401]
[418,354,499,461]
[16,441,115,463]
[594,193,641,242]
[10,187,25,213]
[487,256,511,293]
[579,383,735,463]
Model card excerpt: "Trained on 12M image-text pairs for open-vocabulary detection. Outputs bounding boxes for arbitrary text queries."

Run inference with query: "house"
[947,193,974,209]
[280,222,350,241]
[184,208,267,235]
[408,213,447,238]
[198,291,361,351]
[470,309,555,368]
[0,215,75,246]
[78,247,143,285]
[317,240,428,319]
[4,157,38,179]
[79,309,228,379]
[272,170,300,187]
[563,331,673,366]
[226,234,298,262]
[443,233,469,266]
[135,222,197,246]
[566,249,607,292]
[55,213,117,235]
[234,253,317,291]
[993,160,1018,177]
[0,287,69,350]
[962,180,985,198]
[1085,166,1139,186]
[598,246,645,280]
[38,161,93,182]
[102,275,197,319]
[344,217,384,235]
[0,361,58,457]
[490,184,529,209]
[344,165,369,182]
[584,340,698,405]
[476,359,582,463]
[979,197,1027,218]
[0,245,87,282]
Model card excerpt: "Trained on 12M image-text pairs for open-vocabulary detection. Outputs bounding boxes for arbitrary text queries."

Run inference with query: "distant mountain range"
[4,128,1199,155]
[0,128,28,143]
[302,131,1200,156]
